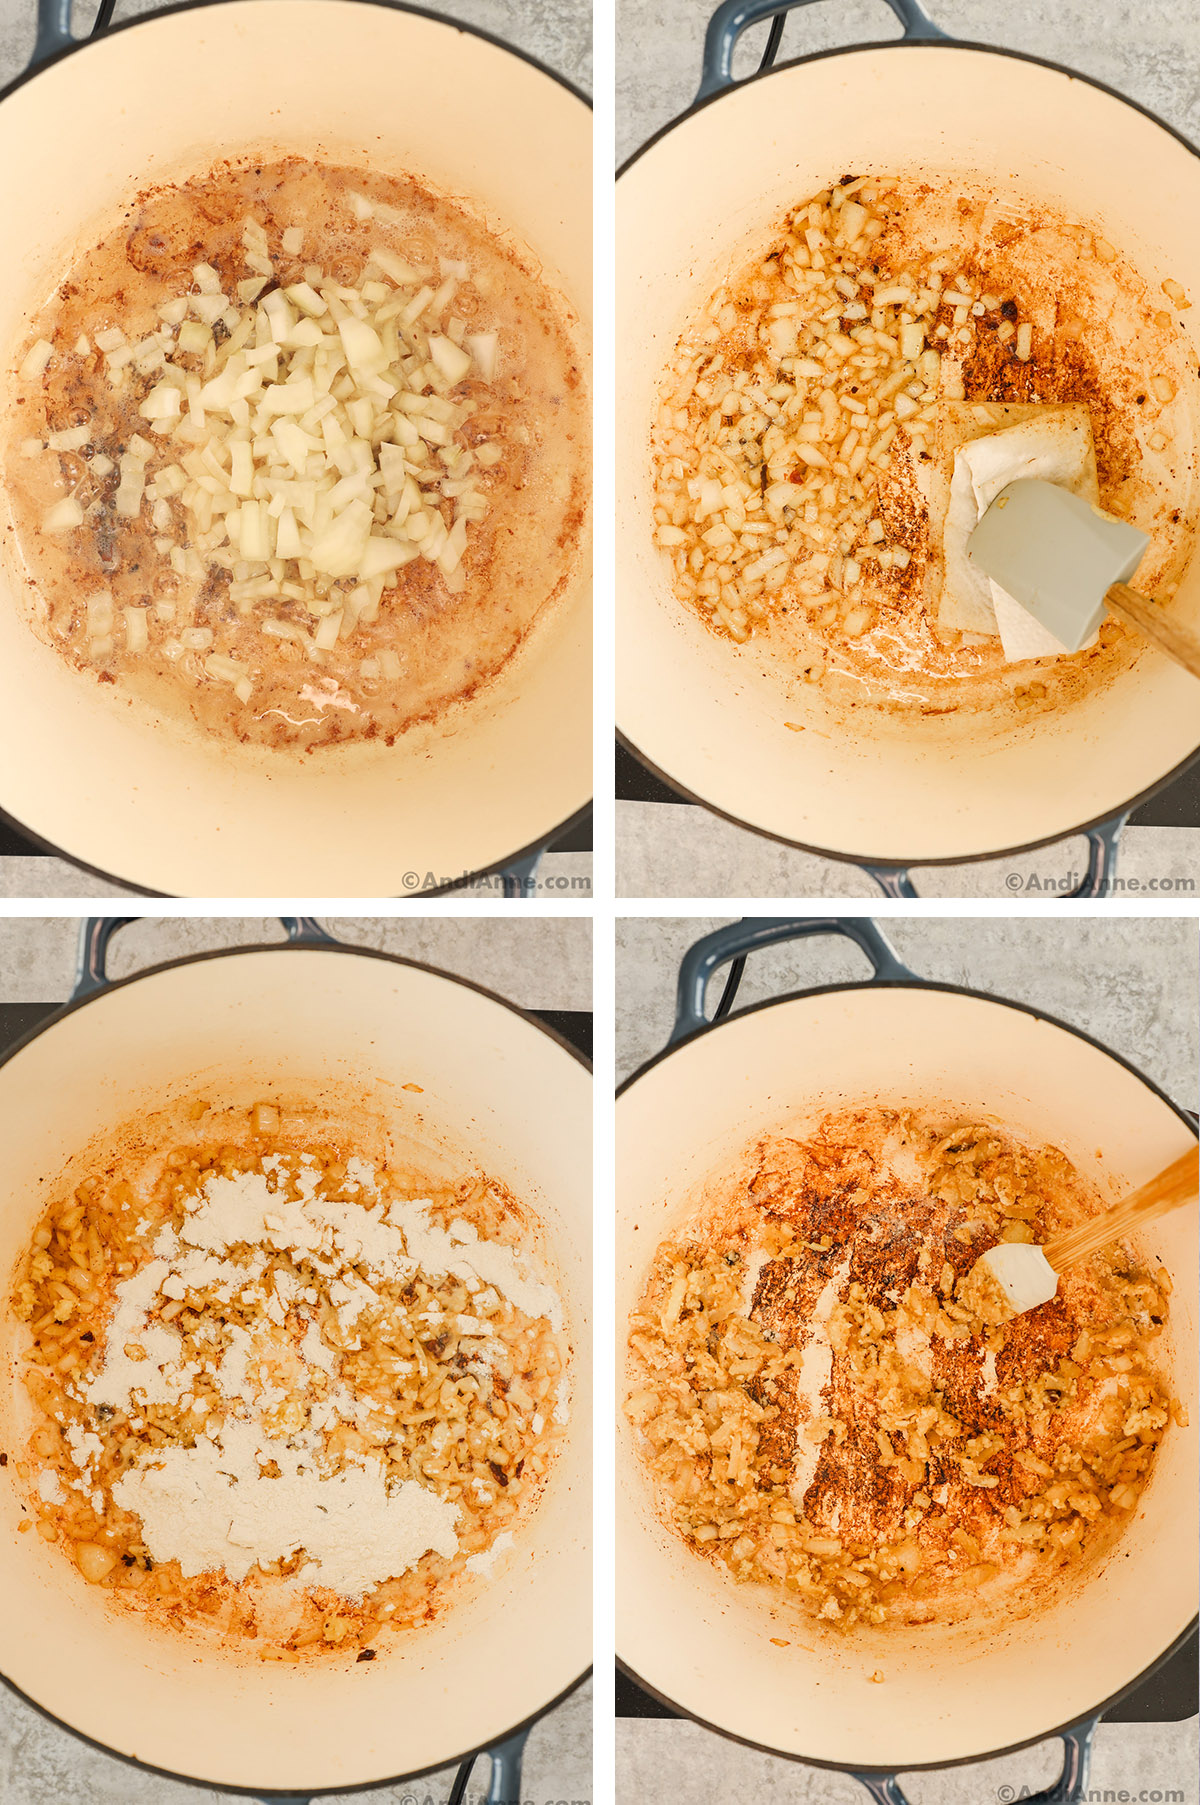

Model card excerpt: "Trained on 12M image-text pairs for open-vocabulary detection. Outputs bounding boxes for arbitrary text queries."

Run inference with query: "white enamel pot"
[617,918,1197,1797]
[0,918,591,1797]
[0,0,591,898]
[616,0,1200,897]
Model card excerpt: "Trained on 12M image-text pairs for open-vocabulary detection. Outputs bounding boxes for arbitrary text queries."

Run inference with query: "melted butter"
[5,157,588,756]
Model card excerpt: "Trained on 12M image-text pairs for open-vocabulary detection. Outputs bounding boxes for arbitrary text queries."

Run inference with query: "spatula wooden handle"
[1105,583,1200,681]
[1044,1145,1199,1272]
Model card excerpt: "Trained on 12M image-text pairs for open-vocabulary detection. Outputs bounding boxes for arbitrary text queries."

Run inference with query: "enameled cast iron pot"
[617,918,1197,1800]
[0,918,591,1798]
[616,0,1200,897]
[0,0,591,899]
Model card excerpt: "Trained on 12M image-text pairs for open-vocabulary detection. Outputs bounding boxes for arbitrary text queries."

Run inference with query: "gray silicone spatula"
[966,1145,1198,1321]
[967,477,1200,679]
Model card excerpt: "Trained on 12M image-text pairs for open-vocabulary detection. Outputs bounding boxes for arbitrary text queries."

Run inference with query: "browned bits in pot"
[626,1107,1173,1632]
[8,1095,568,1659]
[651,174,1197,719]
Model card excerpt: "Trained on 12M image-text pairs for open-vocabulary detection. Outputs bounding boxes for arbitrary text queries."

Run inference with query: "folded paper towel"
[941,407,1101,661]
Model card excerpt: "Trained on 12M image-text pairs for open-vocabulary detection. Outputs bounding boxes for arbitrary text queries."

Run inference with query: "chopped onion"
[466,332,498,381]
[19,338,53,381]
[123,606,149,653]
[42,498,84,533]
[429,334,471,385]
[140,380,182,421]
[47,425,91,452]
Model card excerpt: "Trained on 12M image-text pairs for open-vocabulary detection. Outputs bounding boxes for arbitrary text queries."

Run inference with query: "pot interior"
[617,47,1200,862]
[0,0,591,896]
[617,986,1197,1766]
[0,949,591,1790]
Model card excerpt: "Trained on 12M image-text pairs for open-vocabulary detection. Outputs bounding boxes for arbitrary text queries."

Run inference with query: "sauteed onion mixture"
[7,158,587,751]
[626,1108,1181,1630]
[651,174,1195,709]
[7,1099,569,1658]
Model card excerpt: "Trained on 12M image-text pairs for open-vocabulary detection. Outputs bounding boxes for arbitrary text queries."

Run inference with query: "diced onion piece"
[309,500,373,577]
[84,595,113,641]
[234,675,254,704]
[190,291,229,325]
[372,247,422,287]
[358,536,412,580]
[285,281,327,319]
[236,499,271,560]
[348,192,375,221]
[177,319,212,355]
[123,606,149,653]
[314,609,343,649]
[140,379,182,421]
[229,438,254,497]
[42,497,84,533]
[1015,321,1033,361]
[47,425,91,452]
[94,328,126,353]
[281,226,304,256]
[114,454,147,518]
[337,315,388,376]
[465,332,498,381]
[19,338,53,381]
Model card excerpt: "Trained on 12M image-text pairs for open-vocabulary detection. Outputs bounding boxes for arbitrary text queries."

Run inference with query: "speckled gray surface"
[617,811,1200,900]
[0,912,593,1005]
[616,0,1200,897]
[616,914,1198,1092]
[0,852,594,900]
[0,914,591,1805]
[0,0,591,96]
[616,0,1199,166]
[616,914,1197,1799]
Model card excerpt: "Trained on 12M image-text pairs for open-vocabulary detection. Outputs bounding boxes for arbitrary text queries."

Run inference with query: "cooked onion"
[27,204,506,703]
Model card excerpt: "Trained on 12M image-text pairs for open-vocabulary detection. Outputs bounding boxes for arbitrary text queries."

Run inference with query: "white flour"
[112,1420,460,1596]
[790,1254,851,1506]
[65,1152,564,1601]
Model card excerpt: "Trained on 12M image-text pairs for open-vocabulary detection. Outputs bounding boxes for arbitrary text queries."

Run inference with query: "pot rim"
[616,972,1198,1770]
[616,35,1200,871]
[0,0,591,901]
[0,933,592,1794]
[2,0,593,115]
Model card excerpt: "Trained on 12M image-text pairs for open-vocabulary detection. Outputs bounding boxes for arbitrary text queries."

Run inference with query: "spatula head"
[967,478,1149,652]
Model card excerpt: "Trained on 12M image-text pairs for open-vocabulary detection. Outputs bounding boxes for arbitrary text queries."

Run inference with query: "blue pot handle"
[853,1716,1098,1804]
[73,916,342,1000]
[244,1732,528,1805]
[31,0,75,70]
[672,914,917,1045]
[502,851,543,899]
[862,813,1128,901]
[697,0,948,102]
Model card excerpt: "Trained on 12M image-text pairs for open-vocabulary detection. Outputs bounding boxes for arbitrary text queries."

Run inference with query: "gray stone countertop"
[0,913,592,1805]
[616,912,1197,1801]
[617,0,1198,165]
